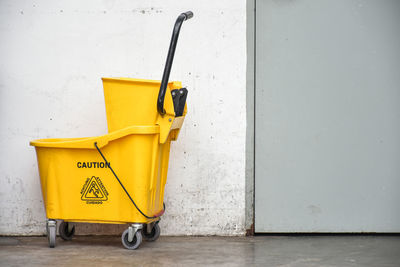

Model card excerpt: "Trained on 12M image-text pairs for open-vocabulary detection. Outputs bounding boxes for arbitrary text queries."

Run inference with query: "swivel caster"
[121,224,143,250]
[59,221,75,241]
[143,222,160,242]
[46,219,56,248]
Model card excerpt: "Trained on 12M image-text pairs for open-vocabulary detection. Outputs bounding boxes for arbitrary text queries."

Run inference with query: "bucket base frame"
[45,218,161,250]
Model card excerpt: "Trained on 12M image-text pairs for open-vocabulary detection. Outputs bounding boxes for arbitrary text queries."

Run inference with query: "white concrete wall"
[0,0,247,235]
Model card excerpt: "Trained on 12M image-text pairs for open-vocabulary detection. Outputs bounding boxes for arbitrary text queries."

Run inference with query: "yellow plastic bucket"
[30,125,170,224]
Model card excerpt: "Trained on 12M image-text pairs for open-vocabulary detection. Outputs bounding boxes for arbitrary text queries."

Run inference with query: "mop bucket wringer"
[30,11,193,250]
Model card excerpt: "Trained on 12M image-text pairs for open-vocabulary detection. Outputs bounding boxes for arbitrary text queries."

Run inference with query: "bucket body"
[30,126,169,224]
[31,78,187,224]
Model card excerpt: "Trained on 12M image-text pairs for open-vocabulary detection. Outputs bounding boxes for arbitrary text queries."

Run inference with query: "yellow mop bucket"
[31,126,167,224]
[30,11,194,250]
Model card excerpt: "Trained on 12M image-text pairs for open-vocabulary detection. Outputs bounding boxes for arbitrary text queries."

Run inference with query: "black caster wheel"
[121,229,142,250]
[143,223,160,242]
[59,221,75,241]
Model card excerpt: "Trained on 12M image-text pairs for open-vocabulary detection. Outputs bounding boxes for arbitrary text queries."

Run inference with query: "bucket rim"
[101,77,181,86]
[30,125,160,149]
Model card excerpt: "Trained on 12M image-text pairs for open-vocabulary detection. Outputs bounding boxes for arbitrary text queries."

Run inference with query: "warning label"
[81,176,109,204]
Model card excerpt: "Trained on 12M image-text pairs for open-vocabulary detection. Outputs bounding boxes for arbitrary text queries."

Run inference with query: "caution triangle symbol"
[81,177,108,201]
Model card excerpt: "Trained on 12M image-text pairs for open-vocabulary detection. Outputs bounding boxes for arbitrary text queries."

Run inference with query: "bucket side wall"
[33,133,164,224]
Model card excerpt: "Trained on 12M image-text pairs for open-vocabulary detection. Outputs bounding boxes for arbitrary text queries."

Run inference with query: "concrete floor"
[1,235,399,266]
